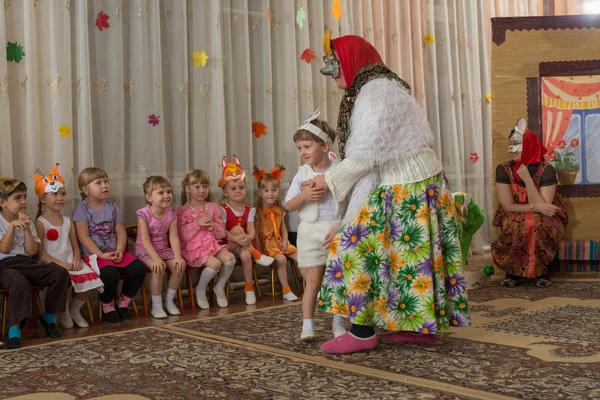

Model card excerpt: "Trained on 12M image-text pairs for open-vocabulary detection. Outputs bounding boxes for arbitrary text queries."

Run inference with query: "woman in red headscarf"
[492,118,567,288]
[307,33,470,354]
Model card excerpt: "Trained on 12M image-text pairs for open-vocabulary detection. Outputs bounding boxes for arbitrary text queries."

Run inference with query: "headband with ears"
[218,155,246,188]
[253,165,285,183]
[33,163,65,197]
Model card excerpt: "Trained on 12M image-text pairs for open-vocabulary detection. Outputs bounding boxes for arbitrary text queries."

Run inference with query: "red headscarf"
[331,35,382,87]
[513,130,547,182]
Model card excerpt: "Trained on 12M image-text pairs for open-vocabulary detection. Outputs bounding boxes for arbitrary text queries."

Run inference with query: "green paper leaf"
[6,41,25,63]
[296,7,306,29]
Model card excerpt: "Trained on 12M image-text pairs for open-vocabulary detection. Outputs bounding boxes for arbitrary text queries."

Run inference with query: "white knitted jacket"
[325,78,443,224]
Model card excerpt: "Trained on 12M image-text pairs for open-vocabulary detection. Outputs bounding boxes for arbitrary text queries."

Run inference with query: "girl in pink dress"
[135,176,186,319]
[177,169,235,309]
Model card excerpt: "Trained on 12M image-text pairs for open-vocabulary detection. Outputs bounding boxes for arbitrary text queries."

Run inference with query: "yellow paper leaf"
[58,124,72,138]
[191,50,209,68]
[332,0,342,20]
[323,29,332,54]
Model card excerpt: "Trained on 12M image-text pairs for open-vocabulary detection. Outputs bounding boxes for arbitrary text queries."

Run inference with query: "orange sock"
[250,248,263,260]
[245,282,254,292]
[282,286,292,295]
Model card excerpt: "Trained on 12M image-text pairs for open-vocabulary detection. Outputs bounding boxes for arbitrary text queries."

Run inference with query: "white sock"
[70,298,86,312]
[196,267,218,297]
[332,314,345,329]
[165,288,177,307]
[151,295,164,311]
[302,319,314,330]
[214,260,235,293]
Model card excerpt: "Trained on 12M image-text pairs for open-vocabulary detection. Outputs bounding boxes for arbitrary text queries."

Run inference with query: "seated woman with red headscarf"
[307,31,470,354]
[492,117,567,288]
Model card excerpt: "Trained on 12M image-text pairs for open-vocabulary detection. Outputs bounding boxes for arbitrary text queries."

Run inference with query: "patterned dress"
[318,174,470,333]
[492,162,567,278]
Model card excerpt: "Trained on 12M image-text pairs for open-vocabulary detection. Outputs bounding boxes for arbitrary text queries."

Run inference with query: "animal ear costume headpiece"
[218,155,246,188]
[253,165,285,183]
[33,163,65,197]
[508,117,528,154]
[298,108,332,144]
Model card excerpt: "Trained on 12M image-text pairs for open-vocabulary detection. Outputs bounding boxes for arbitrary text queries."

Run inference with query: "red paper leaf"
[469,152,479,164]
[96,11,110,31]
[300,48,316,64]
[148,114,160,127]
[252,121,267,138]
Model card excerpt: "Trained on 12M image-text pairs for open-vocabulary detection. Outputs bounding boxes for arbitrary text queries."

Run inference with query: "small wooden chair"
[265,258,303,297]
[0,286,45,340]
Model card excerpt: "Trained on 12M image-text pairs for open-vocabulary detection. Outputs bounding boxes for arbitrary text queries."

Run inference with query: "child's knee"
[240,250,251,262]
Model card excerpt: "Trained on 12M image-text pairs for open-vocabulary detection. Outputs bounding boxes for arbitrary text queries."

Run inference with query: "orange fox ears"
[33,163,65,197]
[253,164,285,183]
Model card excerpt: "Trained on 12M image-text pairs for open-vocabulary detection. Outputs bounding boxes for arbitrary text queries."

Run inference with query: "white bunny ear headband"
[298,108,331,144]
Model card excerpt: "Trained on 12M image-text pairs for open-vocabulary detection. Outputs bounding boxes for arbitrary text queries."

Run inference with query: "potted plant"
[550,138,580,185]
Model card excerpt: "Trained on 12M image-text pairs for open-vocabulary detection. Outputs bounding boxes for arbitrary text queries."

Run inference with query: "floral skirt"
[317,173,471,333]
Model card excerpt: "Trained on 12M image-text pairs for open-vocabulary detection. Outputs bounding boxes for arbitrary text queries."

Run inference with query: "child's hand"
[174,257,186,272]
[98,252,117,261]
[322,225,341,248]
[150,258,166,274]
[59,261,74,271]
[197,215,213,228]
[301,184,326,202]
[238,234,251,247]
[72,257,83,271]
[112,250,123,263]
[10,219,27,230]
[18,213,31,229]
[280,240,288,251]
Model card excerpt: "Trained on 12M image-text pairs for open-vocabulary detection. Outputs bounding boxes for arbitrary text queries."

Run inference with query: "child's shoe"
[165,302,181,315]
[283,292,299,301]
[332,314,346,338]
[255,254,275,267]
[151,308,168,319]
[6,337,20,349]
[117,307,132,321]
[38,316,62,338]
[245,290,257,305]
[300,327,316,342]
[59,311,74,329]
[214,288,229,308]
[69,307,89,328]
[103,311,121,325]
[195,286,210,309]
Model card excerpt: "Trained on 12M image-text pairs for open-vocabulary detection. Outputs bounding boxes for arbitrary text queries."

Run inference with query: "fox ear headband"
[218,155,246,188]
[253,165,285,183]
[33,163,65,197]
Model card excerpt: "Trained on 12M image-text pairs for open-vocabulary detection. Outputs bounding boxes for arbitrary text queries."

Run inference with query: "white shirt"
[0,214,42,261]
[285,163,340,221]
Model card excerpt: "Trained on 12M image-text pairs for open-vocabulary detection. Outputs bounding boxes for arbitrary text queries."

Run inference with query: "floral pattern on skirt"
[317,173,470,333]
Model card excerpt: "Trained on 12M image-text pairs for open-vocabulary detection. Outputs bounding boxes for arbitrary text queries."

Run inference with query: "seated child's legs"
[274,254,297,301]
[162,259,184,315]
[120,259,147,300]
[142,259,166,297]
[0,267,33,328]
[194,257,222,309]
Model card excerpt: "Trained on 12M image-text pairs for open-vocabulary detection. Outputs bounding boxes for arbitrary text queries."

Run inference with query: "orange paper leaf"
[332,0,342,20]
[252,121,268,138]
[301,48,316,64]
[267,8,273,21]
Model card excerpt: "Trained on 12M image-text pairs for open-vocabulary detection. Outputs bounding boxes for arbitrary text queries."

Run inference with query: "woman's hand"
[516,165,533,183]
[300,179,326,201]
[534,203,560,217]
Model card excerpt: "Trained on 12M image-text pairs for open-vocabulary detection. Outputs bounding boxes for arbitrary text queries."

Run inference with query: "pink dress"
[177,202,227,268]
[135,205,176,261]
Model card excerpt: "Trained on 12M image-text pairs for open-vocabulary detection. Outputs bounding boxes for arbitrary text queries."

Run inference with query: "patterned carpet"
[171,282,600,400]
[2,282,600,400]
[0,327,475,400]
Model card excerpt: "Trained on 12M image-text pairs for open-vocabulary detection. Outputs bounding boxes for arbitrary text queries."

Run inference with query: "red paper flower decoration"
[300,48,316,64]
[148,114,160,127]
[469,152,479,164]
[95,11,110,31]
[252,121,267,138]
[570,138,580,149]
[46,228,59,241]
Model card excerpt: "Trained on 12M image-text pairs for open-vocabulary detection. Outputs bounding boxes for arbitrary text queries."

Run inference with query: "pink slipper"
[381,331,436,344]
[320,332,377,354]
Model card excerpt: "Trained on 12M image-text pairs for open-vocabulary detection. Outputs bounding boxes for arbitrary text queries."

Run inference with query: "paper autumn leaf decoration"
[296,7,306,30]
[301,48,316,64]
[424,34,435,44]
[191,50,209,68]
[6,41,25,63]
[332,0,342,20]
[486,92,492,103]
[323,30,332,55]
[252,121,267,138]
[95,11,110,31]
[469,152,479,164]
[267,8,273,21]
[148,114,160,126]
[58,125,72,138]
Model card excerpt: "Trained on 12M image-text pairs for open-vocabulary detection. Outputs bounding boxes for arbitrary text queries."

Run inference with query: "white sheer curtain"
[1,0,538,249]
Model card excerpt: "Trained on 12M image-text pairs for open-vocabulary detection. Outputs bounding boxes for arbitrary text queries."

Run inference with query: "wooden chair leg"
[271,267,276,297]
[252,266,262,300]
[98,296,102,324]
[186,267,195,312]
[86,299,95,326]
[141,280,149,317]
[226,279,230,300]
[132,298,139,318]
[290,259,302,295]
[2,295,8,340]
[177,287,184,312]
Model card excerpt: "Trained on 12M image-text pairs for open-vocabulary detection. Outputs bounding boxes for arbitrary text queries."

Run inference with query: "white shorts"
[297,220,340,268]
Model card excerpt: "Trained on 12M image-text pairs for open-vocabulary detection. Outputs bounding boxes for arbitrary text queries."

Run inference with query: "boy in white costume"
[285,109,346,341]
